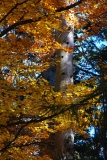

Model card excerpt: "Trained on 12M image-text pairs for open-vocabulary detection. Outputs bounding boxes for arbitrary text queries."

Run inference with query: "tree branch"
[0,0,28,23]
[0,84,105,153]
[0,0,82,37]
[74,64,99,76]
[56,0,82,12]
[0,85,105,128]
[0,124,27,153]
[0,18,41,37]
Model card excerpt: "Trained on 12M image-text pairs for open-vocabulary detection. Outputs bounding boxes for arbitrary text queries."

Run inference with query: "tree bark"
[56,28,74,91]
[54,14,74,160]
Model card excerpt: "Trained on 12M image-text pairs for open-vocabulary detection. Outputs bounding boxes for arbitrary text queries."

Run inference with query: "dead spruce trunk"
[54,11,74,160]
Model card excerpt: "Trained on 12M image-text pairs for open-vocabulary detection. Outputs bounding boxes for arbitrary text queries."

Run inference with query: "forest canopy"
[0,0,107,159]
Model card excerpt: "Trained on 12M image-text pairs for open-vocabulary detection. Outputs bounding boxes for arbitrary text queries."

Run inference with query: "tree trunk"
[56,28,74,91]
[54,12,74,160]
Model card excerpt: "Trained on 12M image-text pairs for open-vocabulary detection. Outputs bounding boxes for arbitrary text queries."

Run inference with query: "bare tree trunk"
[56,29,74,91]
[54,8,74,160]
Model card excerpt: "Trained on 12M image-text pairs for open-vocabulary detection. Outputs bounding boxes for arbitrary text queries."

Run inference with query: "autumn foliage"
[0,0,107,159]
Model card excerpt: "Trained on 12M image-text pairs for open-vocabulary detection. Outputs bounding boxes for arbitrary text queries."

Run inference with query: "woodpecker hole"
[70,75,73,78]
[62,72,65,75]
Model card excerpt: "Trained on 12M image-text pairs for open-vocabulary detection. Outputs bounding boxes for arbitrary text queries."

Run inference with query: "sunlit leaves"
[0,0,106,159]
